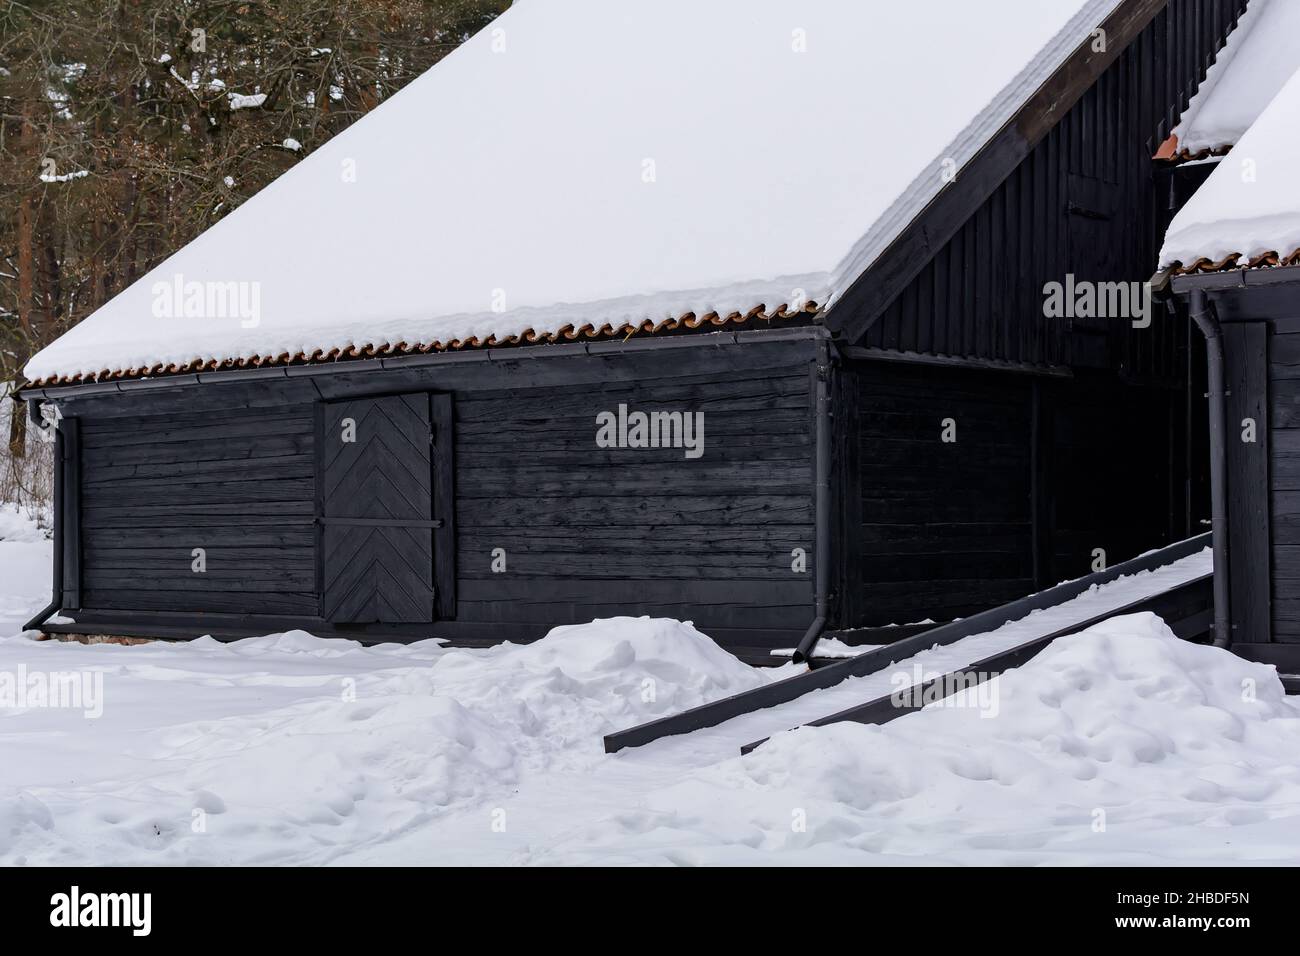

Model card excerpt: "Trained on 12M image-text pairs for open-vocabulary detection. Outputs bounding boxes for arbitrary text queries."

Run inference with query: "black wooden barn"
[17,0,1249,663]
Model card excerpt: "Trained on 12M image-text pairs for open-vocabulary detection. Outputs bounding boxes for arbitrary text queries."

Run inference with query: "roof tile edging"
[1168,249,1300,276]
[29,301,823,388]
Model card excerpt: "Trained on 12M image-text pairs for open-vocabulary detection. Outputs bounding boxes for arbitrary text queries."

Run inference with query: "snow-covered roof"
[26,0,1124,386]
[1170,0,1300,158]
[1161,66,1300,272]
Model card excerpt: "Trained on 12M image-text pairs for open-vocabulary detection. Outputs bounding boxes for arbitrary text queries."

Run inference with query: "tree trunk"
[13,118,35,460]
[17,199,34,339]
[8,400,27,460]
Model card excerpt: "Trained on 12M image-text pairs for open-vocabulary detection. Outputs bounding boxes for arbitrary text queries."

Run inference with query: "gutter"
[22,424,65,634]
[16,325,827,402]
[792,336,834,664]
[1185,285,1233,648]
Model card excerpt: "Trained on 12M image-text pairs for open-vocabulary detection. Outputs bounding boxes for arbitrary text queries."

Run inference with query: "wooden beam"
[603,531,1210,753]
[432,392,457,619]
[38,612,807,666]
[740,573,1214,753]
[840,346,1072,378]
[1223,323,1271,642]
[1031,379,1055,589]
[61,417,82,611]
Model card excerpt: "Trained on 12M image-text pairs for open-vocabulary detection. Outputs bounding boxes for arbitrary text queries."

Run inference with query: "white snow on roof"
[26,0,1122,383]
[1172,0,1300,155]
[1162,66,1300,268]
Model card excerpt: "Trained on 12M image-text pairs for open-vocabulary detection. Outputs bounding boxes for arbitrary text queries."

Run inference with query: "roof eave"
[16,322,830,403]
[1170,262,1300,294]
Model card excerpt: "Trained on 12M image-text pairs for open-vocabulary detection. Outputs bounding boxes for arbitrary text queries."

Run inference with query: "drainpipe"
[792,336,833,664]
[1187,287,1232,648]
[23,416,65,634]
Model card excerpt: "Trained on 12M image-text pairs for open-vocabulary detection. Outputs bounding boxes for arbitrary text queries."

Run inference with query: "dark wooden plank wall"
[60,417,81,609]
[841,359,1178,628]
[1048,374,1179,580]
[859,0,1248,380]
[1223,323,1270,644]
[845,362,1035,626]
[450,368,816,638]
[1267,323,1300,643]
[77,404,318,616]
[66,358,819,650]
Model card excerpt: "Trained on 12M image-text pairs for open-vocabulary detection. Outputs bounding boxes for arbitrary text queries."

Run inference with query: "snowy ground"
[2,505,1299,866]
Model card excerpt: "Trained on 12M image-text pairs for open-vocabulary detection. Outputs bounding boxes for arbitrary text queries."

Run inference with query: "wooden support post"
[1030,380,1054,590]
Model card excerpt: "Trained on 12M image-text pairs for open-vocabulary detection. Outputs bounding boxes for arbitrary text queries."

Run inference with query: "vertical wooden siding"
[1222,323,1270,643]
[861,0,1249,378]
[1269,323,1300,643]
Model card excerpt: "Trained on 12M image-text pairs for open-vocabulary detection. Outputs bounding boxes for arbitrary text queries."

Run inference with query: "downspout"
[1187,286,1233,648]
[792,335,832,664]
[22,415,65,634]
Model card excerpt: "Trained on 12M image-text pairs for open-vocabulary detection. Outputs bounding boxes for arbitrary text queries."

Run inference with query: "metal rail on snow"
[738,573,1213,754]
[603,533,1211,754]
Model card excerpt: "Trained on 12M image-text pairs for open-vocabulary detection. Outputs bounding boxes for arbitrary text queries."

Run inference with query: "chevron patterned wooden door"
[319,393,437,623]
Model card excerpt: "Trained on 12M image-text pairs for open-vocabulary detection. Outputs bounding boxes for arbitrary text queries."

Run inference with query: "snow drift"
[0,617,765,864]
[1,508,1298,868]
[530,614,1300,865]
